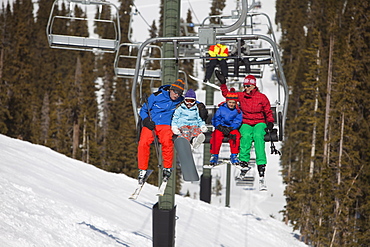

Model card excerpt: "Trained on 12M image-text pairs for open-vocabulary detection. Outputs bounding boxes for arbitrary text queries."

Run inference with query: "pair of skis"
[129,170,154,200]
[129,137,200,200]
[204,160,267,191]
[236,165,267,191]
[129,170,169,200]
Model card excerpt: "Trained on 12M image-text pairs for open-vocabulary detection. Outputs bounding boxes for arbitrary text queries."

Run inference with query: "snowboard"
[174,137,199,181]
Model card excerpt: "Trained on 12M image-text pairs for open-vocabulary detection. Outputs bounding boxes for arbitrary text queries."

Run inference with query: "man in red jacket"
[216,70,274,189]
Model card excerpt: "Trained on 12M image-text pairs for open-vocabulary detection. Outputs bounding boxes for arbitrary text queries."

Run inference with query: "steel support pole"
[153,1,181,246]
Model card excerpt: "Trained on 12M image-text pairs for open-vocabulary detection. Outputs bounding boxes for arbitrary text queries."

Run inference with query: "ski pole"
[267,128,281,155]
[143,94,162,168]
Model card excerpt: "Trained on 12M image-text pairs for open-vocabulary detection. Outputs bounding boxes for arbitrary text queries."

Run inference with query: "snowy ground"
[0,134,306,246]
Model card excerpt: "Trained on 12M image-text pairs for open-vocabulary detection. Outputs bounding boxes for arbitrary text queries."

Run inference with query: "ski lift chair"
[46,0,121,52]
[114,43,163,80]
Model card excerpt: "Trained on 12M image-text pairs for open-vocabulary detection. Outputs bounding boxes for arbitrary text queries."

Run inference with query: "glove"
[197,103,208,121]
[200,125,208,133]
[143,117,155,130]
[215,70,226,84]
[171,126,181,135]
[267,122,274,130]
[217,125,230,135]
[229,134,236,140]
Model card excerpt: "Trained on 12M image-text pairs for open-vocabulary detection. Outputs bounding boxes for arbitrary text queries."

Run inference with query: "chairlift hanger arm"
[206,0,248,34]
[244,12,277,43]
[69,0,112,5]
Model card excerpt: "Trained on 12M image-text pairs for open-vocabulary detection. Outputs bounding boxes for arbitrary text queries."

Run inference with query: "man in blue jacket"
[137,79,185,184]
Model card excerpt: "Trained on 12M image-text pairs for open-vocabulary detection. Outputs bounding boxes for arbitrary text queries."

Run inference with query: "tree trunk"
[330,112,345,247]
[323,35,334,165]
[72,57,82,159]
[309,87,319,178]
[72,120,79,159]
[41,92,50,145]
[309,48,321,179]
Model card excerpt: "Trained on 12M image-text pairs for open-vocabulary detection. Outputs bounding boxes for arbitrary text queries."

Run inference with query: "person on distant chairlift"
[171,89,208,151]
[230,40,251,74]
[209,88,243,166]
[216,70,274,189]
[204,43,229,83]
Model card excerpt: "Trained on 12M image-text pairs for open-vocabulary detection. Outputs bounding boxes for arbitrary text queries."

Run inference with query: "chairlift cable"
[132,3,152,29]
[187,0,200,24]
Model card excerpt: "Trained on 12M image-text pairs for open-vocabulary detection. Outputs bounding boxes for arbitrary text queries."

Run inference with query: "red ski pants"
[210,129,240,154]
[138,125,174,170]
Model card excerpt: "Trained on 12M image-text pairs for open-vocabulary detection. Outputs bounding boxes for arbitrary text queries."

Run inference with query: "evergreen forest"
[0,0,369,246]
[276,0,369,245]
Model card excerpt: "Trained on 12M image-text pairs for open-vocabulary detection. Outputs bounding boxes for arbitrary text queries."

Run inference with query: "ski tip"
[203,165,215,169]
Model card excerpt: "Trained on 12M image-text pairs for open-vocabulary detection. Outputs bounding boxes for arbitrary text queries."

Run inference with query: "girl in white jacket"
[171,89,208,149]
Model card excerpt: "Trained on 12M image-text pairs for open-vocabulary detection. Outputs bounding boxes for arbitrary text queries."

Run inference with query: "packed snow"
[0,134,306,246]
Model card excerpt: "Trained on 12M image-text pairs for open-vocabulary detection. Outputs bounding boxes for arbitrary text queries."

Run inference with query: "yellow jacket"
[208,44,229,60]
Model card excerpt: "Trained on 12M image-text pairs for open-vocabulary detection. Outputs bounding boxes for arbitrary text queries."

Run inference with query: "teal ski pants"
[239,123,267,165]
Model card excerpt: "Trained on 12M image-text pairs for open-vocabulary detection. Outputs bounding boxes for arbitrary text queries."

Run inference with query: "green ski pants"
[239,123,267,165]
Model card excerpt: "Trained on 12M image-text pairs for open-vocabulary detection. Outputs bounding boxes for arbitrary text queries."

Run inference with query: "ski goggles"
[185,99,196,103]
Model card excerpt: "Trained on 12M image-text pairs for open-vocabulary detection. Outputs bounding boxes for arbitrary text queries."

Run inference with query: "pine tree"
[5,0,35,140]
[0,2,12,133]
[96,0,142,180]
[209,0,226,25]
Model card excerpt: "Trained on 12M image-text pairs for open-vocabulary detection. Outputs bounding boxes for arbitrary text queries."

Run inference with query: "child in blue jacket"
[171,89,208,150]
[210,88,243,165]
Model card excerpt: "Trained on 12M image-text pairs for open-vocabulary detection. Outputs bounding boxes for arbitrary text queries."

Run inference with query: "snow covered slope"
[0,134,306,246]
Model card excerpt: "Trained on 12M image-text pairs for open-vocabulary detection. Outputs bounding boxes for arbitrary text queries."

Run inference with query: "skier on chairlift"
[216,70,274,190]
[137,79,185,184]
[171,89,208,150]
[204,43,229,83]
[209,88,243,166]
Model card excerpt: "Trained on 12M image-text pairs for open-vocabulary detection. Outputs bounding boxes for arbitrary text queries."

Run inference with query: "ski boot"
[138,169,147,185]
[259,177,267,191]
[258,165,267,190]
[192,133,205,150]
[239,161,251,178]
[230,153,240,166]
[162,168,172,181]
[209,154,219,166]
[257,164,266,177]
